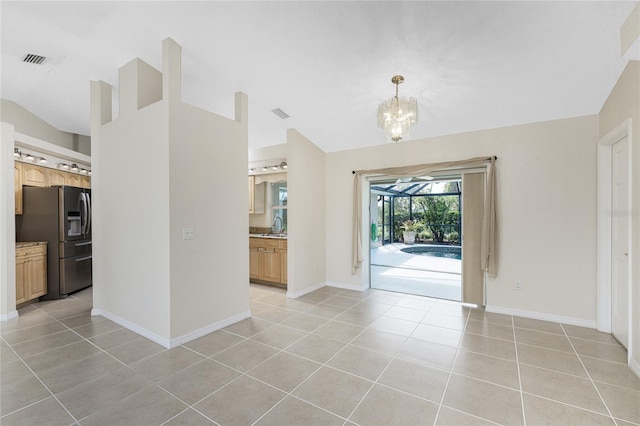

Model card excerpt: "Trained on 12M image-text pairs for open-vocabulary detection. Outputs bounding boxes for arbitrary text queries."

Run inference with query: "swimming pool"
[401,245,462,260]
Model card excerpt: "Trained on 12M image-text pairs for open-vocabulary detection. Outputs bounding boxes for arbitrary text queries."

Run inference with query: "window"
[271,181,287,232]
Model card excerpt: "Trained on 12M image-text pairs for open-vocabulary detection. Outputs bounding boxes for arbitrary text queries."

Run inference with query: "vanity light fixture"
[58,163,70,170]
[14,147,49,164]
[70,163,79,172]
[251,162,288,173]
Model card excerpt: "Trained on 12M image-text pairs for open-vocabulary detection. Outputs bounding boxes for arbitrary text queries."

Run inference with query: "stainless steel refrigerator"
[18,186,92,299]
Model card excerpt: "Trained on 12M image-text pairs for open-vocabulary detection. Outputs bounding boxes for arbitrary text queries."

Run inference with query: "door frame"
[597,119,632,355]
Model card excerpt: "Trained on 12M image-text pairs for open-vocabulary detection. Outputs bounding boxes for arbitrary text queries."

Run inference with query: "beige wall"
[91,39,249,346]
[0,123,17,320]
[287,129,327,297]
[599,60,640,371]
[169,97,250,338]
[326,115,599,325]
[1,99,90,155]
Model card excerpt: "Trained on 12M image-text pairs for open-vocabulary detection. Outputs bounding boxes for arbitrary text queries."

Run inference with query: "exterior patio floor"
[370,243,462,301]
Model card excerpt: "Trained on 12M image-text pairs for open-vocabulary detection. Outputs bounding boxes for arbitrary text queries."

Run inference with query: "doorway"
[369,175,463,301]
[597,119,632,354]
[611,136,629,348]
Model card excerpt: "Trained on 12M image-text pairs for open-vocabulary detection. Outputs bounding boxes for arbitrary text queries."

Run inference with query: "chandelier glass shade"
[377,75,418,143]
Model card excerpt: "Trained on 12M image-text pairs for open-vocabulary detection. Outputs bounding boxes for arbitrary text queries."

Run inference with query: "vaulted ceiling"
[1,1,638,153]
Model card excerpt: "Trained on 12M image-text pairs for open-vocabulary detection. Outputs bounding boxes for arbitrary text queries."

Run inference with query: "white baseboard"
[630,357,640,380]
[169,310,251,348]
[287,282,325,299]
[325,281,369,292]
[92,308,170,348]
[91,308,251,349]
[485,305,597,329]
[0,310,18,322]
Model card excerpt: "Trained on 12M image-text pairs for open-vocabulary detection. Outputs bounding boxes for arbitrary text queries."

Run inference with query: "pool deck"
[370,243,462,301]
[370,243,461,274]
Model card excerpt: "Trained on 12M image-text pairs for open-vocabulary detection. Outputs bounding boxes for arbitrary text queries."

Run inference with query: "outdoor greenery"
[386,181,461,245]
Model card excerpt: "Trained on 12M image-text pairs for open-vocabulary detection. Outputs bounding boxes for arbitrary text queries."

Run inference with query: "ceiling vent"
[22,53,47,65]
[271,108,290,119]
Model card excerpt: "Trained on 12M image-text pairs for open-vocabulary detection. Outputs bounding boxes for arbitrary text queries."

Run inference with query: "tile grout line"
[431,304,472,426]
[512,315,527,426]
[560,323,620,426]
[248,294,394,426]
[215,299,635,426]
[5,286,634,425]
[0,330,80,424]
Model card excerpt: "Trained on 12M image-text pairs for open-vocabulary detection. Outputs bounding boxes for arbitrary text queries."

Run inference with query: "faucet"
[272,216,283,234]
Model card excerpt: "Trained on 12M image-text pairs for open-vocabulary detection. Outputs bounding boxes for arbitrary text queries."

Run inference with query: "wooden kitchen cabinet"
[280,247,288,284]
[248,176,265,214]
[248,176,255,213]
[249,237,287,287]
[249,246,263,280]
[79,175,91,189]
[15,162,23,214]
[262,249,282,282]
[15,243,47,305]
[22,164,47,187]
[47,169,67,186]
[66,173,81,187]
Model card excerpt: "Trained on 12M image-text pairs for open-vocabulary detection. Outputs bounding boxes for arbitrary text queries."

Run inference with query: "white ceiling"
[1,1,638,153]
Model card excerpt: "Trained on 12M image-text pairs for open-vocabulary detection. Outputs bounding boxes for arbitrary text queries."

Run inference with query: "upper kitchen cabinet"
[15,162,23,214]
[22,164,47,187]
[66,173,81,187]
[47,169,67,186]
[248,176,255,213]
[248,176,265,214]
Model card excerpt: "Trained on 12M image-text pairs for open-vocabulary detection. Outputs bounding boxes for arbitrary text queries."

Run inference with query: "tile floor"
[1,284,639,426]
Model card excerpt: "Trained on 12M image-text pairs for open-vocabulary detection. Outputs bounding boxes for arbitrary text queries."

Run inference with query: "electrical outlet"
[183,228,195,240]
[515,280,523,291]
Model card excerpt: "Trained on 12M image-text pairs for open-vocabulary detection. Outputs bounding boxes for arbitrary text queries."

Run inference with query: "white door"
[611,137,629,348]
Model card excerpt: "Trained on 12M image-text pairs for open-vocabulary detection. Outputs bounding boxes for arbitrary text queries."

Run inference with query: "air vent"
[271,108,290,119]
[22,54,47,65]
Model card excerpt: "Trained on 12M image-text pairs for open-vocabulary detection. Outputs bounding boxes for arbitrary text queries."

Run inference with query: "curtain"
[462,172,485,304]
[352,156,498,278]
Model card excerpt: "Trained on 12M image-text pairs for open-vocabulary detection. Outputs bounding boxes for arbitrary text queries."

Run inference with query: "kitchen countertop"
[16,241,48,248]
[249,234,287,240]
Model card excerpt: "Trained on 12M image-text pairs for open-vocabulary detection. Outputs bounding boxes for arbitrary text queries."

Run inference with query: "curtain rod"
[351,155,497,174]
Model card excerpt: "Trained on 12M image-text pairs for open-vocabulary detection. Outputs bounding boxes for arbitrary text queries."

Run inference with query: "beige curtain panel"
[352,156,498,278]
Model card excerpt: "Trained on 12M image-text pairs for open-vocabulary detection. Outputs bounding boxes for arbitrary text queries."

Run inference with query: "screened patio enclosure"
[370,175,463,301]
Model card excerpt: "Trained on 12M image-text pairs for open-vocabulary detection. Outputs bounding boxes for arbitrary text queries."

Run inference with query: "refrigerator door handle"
[77,192,84,235]
[81,193,88,235]
[75,241,92,247]
[75,255,92,262]
[85,192,91,236]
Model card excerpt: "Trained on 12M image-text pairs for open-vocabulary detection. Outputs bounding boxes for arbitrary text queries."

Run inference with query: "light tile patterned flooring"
[1,284,639,426]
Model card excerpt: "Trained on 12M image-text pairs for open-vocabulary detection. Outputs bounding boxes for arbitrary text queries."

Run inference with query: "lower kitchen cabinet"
[249,237,287,287]
[16,243,47,305]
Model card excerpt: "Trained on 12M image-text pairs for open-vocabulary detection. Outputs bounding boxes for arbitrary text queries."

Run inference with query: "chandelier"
[377,75,418,143]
